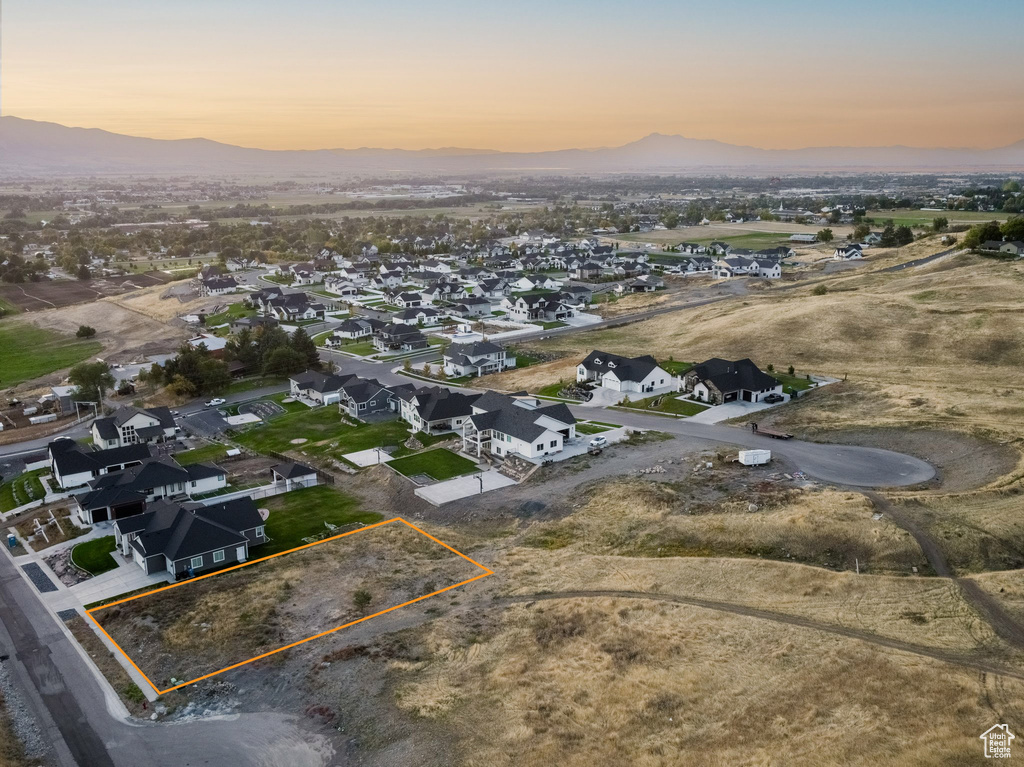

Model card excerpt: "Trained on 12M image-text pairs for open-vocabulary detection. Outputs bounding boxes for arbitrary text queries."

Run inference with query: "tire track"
[499,590,1024,682]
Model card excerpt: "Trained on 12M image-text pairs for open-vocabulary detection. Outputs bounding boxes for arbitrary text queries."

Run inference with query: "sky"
[3,0,1023,152]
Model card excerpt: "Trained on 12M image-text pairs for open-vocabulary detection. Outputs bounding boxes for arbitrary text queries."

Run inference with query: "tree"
[403,359,413,372]
[852,223,871,241]
[76,264,91,280]
[962,220,1002,249]
[263,346,305,377]
[894,226,914,246]
[353,589,372,612]
[68,361,115,403]
[167,374,197,398]
[816,228,834,244]
[1001,216,1024,242]
[879,222,897,248]
[661,211,680,229]
[116,380,134,396]
[75,325,96,338]
[290,326,321,370]
[148,362,164,386]
[787,365,795,376]
[931,217,949,233]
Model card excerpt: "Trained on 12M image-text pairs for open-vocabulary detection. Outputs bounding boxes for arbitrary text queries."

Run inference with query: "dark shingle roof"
[578,350,661,383]
[687,358,779,394]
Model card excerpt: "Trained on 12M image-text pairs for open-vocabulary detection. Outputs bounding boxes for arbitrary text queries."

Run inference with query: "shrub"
[353,589,372,611]
[811,284,829,296]
[76,325,96,338]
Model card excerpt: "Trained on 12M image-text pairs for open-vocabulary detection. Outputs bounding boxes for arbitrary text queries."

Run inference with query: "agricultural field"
[866,209,1009,227]
[0,323,102,389]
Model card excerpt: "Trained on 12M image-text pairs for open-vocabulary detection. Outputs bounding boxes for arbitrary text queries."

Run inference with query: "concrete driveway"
[686,396,789,424]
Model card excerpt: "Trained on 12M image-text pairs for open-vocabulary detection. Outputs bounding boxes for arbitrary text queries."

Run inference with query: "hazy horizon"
[3,0,1024,153]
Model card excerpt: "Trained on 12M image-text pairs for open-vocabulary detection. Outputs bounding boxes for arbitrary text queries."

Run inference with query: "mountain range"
[2,116,1023,176]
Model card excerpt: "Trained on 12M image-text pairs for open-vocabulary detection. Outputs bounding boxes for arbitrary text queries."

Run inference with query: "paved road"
[579,408,935,487]
[0,550,335,767]
[880,246,957,272]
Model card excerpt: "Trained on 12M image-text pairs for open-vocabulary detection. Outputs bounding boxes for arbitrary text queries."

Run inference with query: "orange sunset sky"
[3,0,1023,152]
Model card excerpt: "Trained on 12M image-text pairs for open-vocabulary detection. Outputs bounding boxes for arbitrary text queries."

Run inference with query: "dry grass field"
[389,598,1024,767]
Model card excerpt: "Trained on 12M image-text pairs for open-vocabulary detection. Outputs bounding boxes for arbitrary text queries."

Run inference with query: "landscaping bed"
[620,394,709,417]
[0,469,47,513]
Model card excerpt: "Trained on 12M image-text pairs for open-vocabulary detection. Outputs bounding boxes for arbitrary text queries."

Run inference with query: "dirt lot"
[92,520,486,692]
[0,272,173,312]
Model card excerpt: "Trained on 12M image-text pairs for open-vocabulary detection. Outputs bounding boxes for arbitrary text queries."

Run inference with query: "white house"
[833,244,864,260]
[754,259,782,279]
[462,391,576,461]
[443,341,516,378]
[92,407,176,448]
[576,350,672,394]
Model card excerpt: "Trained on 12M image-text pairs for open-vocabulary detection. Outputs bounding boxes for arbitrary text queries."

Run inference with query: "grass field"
[71,536,119,575]
[173,443,229,466]
[203,303,255,326]
[0,322,103,388]
[338,341,378,356]
[224,376,287,396]
[387,448,478,481]
[866,209,1009,227]
[0,470,46,513]
[260,485,382,555]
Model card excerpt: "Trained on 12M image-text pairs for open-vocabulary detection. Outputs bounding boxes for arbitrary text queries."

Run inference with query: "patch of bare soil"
[814,428,1019,493]
[92,521,485,692]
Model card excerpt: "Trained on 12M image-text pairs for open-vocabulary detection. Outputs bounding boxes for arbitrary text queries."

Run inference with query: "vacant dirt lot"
[0,272,173,312]
[92,520,486,691]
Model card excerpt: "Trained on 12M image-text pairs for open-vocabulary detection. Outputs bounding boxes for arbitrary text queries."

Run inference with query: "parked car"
[763,393,784,404]
[589,436,608,448]
[205,398,226,407]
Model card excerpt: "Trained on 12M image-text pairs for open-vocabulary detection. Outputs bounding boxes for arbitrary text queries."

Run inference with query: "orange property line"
[86,517,493,695]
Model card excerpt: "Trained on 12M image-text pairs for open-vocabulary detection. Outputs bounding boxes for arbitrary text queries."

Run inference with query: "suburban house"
[681,358,783,405]
[618,274,665,293]
[393,385,480,433]
[323,276,362,297]
[113,497,266,578]
[331,317,386,341]
[712,256,760,279]
[49,440,153,490]
[373,324,429,352]
[833,244,864,260]
[289,370,348,405]
[186,333,228,356]
[576,350,672,393]
[74,456,227,524]
[442,341,516,378]
[335,376,395,419]
[392,292,425,309]
[230,315,279,333]
[512,275,561,292]
[445,297,494,318]
[392,307,441,326]
[754,259,782,279]
[501,293,575,323]
[263,293,326,322]
[1001,241,1024,256]
[91,407,176,448]
[462,391,576,461]
[200,276,238,296]
[473,278,512,299]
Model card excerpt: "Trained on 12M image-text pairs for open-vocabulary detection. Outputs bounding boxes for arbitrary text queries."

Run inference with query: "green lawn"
[771,371,816,393]
[508,349,541,368]
[575,423,611,435]
[71,536,119,575]
[235,406,413,460]
[659,360,694,375]
[260,486,382,555]
[225,376,287,395]
[0,470,47,513]
[339,341,378,356]
[173,443,229,466]
[203,303,255,326]
[313,330,334,347]
[321,420,416,460]
[534,320,567,330]
[388,449,478,481]
[0,323,103,388]
[621,394,709,417]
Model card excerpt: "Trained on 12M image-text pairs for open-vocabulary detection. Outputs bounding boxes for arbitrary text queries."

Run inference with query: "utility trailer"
[750,422,792,440]
[738,449,771,466]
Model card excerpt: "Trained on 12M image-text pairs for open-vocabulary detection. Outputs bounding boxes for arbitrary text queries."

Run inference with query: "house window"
[190,556,203,569]
[550,440,557,448]
[358,402,366,410]
[191,480,197,488]
[256,526,265,537]
[535,443,543,451]
[213,550,225,563]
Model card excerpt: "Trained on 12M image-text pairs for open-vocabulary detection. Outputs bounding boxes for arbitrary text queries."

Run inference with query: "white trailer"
[28,413,58,425]
[738,449,771,466]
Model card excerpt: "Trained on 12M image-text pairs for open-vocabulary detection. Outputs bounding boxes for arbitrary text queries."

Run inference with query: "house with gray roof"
[462,391,577,461]
[289,370,347,405]
[443,341,516,378]
[576,350,672,394]
[393,385,481,434]
[48,439,153,490]
[681,358,782,405]
[113,497,266,578]
[91,406,176,449]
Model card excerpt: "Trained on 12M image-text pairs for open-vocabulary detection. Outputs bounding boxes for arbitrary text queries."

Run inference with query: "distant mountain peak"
[1,115,1022,176]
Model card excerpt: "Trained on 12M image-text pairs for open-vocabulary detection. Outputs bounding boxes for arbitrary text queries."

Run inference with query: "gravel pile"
[0,659,50,760]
